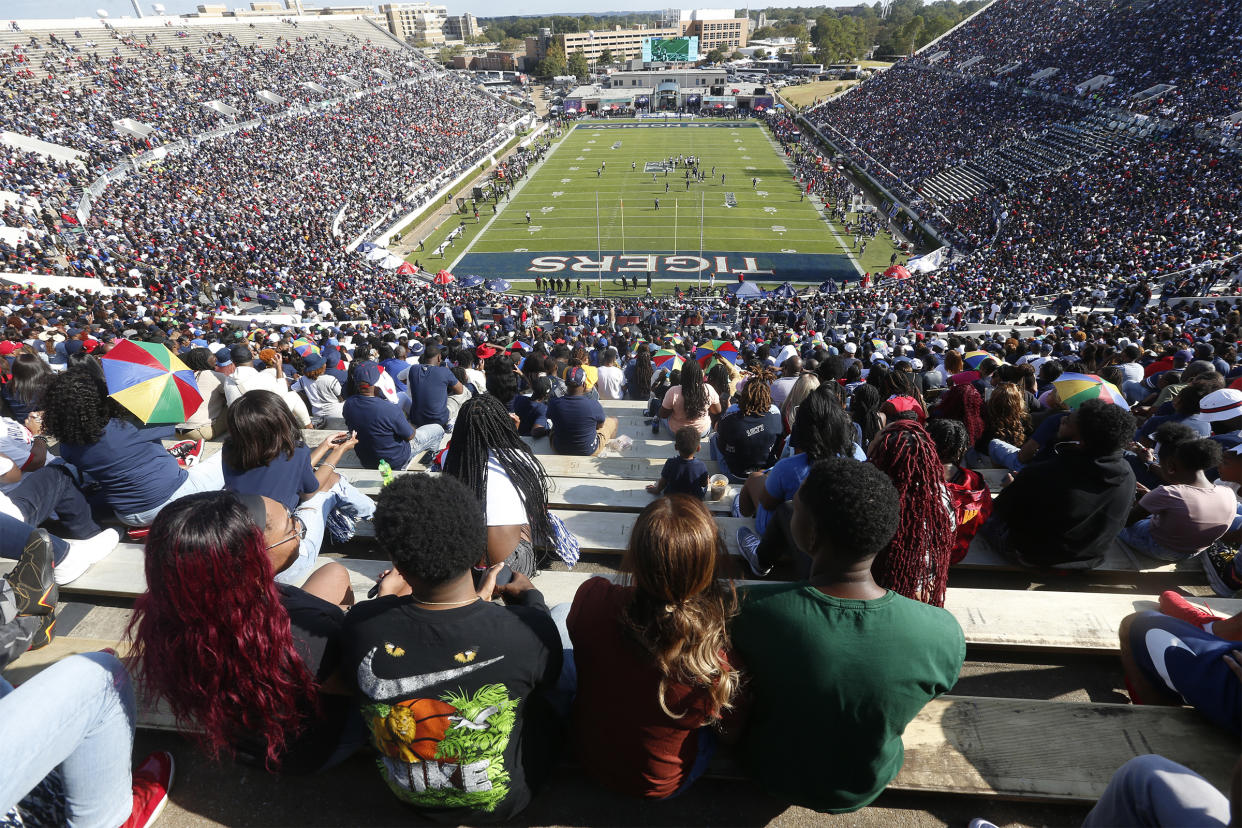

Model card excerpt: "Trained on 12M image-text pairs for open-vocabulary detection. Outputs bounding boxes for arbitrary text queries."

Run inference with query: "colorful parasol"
[1053,373,1130,410]
[963,350,997,370]
[291,337,319,358]
[652,349,685,371]
[694,339,740,368]
[629,338,650,355]
[870,338,888,352]
[433,270,454,285]
[99,339,202,424]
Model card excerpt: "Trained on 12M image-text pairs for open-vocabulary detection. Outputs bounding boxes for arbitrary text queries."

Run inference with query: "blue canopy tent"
[727,281,763,299]
[459,275,484,288]
[819,279,839,294]
[766,282,797,299]
[485,278,511,292]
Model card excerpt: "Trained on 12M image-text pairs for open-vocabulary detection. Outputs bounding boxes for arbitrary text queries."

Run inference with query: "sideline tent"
[819,279,839,294]
[396,262,417,275]
[485,278,511,292]
[433,270,454,285]
[459,275,484,288]
[766,282,796,298]
[727,281,763,299]
[884,264,912,280]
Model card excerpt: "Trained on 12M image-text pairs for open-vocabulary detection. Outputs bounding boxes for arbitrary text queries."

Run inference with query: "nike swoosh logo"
[356,647,504,700]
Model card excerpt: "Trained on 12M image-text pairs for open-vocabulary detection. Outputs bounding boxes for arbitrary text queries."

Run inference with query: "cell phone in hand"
[331,431,352,445]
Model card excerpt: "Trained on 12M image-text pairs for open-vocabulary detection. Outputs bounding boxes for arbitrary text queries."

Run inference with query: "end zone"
[450,250,858,282]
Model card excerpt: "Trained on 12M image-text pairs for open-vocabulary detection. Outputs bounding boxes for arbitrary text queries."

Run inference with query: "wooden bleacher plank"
[523,454,722,479]
[522,434,676,459]
[960,531,1193,576]
[342,470,736,514]
[521,573,1242,652]
[893,696,1237,802]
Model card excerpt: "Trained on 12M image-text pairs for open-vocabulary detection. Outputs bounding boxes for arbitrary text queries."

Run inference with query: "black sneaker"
[6,530,57,616]
[1202,542,1242,597]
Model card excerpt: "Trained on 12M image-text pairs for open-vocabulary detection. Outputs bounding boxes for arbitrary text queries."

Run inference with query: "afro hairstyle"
[1073,399,1136,457]
[797,457,899,561]
[373,473,485,585]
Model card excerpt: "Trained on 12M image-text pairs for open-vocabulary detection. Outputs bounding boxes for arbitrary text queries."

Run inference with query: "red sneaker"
[122,751,174,828]
[1157,590,1226,630]
[167,439,203,468]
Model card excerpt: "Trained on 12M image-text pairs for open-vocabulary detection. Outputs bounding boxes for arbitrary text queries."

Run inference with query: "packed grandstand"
[0,1,1240,826]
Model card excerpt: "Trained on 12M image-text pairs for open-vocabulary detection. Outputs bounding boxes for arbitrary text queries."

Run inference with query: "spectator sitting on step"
[292,353,345,431]
[979,399,1136,569]
[730,457,965,814]
[343,362,424,471]
[442,394,554,579]
[711,372,781,484]
[340,474,562,822]
[1119,423,1236,563]
[658,361,720,440]
[927,418,993,566]
[403,343,465,439]
[128,491,361,776]
[867,420,957,608]
[567,495,738,799]
[735,389,865,578]
[647,427,709,500]
[41,368,227,528]
[221,344,311,428]
[547,365,616,456]
[512,375,552,438]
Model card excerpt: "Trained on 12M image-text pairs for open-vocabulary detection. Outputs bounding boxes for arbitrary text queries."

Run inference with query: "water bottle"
[379,459,394,487]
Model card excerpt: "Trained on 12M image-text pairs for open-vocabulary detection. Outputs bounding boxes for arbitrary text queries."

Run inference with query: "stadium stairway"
[3,396,1238,824]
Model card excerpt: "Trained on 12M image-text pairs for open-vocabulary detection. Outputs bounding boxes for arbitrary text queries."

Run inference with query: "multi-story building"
[678,8,747,54]
[525,9,747,69]
[380,2,476,44]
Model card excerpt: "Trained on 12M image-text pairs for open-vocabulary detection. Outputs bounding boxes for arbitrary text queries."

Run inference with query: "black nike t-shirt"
[340,591,562,823]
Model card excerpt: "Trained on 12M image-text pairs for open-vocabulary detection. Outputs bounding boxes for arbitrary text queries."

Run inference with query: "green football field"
[449,121,860,283]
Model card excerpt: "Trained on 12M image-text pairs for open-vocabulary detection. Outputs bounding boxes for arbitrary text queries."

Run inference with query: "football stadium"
[0,0,1240,826]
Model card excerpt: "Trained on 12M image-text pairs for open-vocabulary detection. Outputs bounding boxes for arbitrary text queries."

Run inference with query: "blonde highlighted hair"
[621,495,739,720]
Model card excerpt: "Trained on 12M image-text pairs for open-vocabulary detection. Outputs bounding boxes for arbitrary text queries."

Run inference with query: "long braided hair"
[934,382,985,445]
[443,394,554,543]
[631,345,654,397]
[679,359,709,419]
[868,420,955,607]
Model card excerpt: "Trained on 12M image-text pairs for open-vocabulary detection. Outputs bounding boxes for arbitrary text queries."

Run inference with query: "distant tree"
[536,40,567,78]
[499,37,524,52]
[705,48,725,63]
[752,48,768,60]
[483,24,507,42]
[598,48,614,64]
[567,49,590,80]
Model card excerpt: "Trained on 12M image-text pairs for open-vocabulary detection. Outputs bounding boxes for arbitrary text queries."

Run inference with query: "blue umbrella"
[357,241,378,252]
[819,279,838,294]
[485,278,511,292]
[459,275,484,288]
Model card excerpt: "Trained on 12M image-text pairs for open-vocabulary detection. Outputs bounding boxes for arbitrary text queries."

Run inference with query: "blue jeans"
[0,653,135,827]
[0,512,70,566]
[406,423,445,467]
[116,451,226,526]
[1117,519,1197,562]
[276,476,378,586]
[546,602,577,721]
[708,433,749,484]
[1082,755,1228,828]
[987,439,1024,473]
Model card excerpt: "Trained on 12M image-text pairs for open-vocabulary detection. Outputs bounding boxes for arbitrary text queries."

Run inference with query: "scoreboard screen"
[642,36,699,63]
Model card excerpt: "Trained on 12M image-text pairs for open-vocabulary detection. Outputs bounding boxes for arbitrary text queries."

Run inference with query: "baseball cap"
[355,361,382,387]
[212,346,233,367]
[0,341,20,356]
[844,342,857,354]
[1211,433,1242,454]
[565,366,586,387]
[1199,389,1242,423]
[476,343,498,359]
[409,341,426,357]
[303,353,326,372]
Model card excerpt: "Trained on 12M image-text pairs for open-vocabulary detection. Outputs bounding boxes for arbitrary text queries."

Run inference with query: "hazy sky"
[11,0,851,22]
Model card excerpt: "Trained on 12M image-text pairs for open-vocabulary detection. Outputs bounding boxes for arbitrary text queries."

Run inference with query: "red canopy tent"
[884,265,912,280]
[433,270,454,285]
[396,262,417,275]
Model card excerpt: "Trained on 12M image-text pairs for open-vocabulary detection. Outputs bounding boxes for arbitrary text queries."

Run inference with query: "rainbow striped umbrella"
[1054,373,1130,410]
[100,339,203,424]
[652,349,685,371]
[291,337,319,358]
[694,339,740,368]
[629,339,650,355]
[963,350,997,370]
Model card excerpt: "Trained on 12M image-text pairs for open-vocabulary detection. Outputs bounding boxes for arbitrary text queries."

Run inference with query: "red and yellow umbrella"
[99,339,203,424]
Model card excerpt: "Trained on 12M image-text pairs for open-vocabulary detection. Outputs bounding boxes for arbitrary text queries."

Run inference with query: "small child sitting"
[647,426,709,498]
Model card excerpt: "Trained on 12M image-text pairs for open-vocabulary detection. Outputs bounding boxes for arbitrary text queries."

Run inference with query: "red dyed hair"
[935,382,985,446]
[868,420,956,607]
[127,491,317,768]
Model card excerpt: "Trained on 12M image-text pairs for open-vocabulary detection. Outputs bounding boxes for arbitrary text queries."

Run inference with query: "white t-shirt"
[595,365,625,400]
[770,376,799,408]
[464,368,488,394]
[0,455,22,521]
[485,454,529,526]
[294,374,344,420]
[0,418,34,494]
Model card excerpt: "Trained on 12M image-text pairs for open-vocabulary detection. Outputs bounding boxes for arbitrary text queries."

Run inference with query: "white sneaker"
[55,528,121,585]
